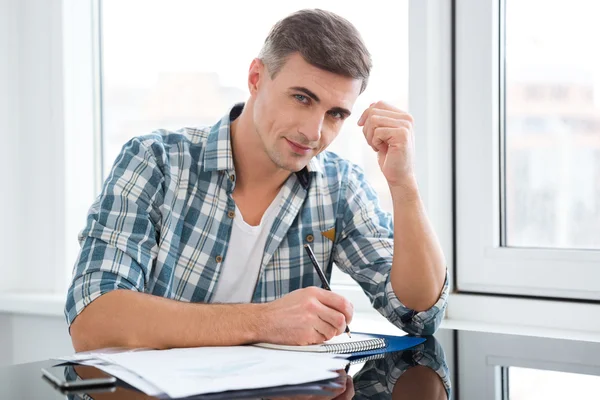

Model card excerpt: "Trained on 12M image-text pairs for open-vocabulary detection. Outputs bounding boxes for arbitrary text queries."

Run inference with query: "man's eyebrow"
[290,86,351,117]
[290,86,321,103]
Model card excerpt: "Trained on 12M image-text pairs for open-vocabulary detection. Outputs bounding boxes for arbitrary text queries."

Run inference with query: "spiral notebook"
[253,333,389,354]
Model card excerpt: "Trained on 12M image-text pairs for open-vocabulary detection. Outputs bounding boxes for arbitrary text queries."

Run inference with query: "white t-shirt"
[211,189,283,303]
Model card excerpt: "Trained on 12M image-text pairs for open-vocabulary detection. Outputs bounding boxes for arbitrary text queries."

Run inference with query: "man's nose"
[300,115,324,143]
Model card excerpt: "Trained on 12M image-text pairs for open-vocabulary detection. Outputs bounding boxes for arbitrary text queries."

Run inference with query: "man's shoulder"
[135,126,212,150]
[316,150,367,182]
[121,126,215,168]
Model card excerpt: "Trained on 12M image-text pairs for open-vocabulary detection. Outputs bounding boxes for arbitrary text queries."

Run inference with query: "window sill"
[447,293,600,342]
[0,292,65,317]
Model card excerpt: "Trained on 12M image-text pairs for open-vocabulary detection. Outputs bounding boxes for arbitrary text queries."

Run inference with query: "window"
[99,0,413,301]
[505,0,600,250]
[456,0,600,300]
[508,367,600,399]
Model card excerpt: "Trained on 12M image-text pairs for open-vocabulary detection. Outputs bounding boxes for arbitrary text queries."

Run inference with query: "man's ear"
[248,58,266,96]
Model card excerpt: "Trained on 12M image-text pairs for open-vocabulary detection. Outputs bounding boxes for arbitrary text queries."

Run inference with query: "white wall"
[0,0,75,365]
[0,314,72,366]
[0,0,23,294]
[0,0,68,293]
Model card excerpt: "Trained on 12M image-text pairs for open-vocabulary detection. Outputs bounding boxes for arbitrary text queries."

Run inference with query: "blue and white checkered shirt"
[65,103,448,335]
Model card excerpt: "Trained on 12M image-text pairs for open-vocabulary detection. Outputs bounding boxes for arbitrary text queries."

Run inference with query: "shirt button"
[227,210,235,219]
[229,174,235,182]
[306,234,314,243]
[216,255,223,263]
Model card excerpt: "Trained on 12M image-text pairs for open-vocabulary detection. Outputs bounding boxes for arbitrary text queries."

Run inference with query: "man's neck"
[229,106,292,194]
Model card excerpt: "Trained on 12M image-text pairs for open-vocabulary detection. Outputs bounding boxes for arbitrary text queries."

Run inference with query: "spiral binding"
[323,338,386,354]
[349,352,386,365]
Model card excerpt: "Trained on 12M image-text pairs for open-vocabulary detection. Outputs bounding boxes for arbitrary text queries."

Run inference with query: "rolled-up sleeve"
[65,136,165,328]
[334,164,449,336]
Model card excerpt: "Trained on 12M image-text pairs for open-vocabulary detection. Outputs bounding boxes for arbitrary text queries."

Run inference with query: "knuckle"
[305,299,318,312]
[346,300,354,313]
[397,130,410,143]
[335,314,346,329]
[311,330,324,343]
[326,327,337,340]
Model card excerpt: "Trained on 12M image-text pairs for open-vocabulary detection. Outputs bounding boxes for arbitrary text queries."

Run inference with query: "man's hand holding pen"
[258,286,353,345]
[304,244,352,338]
[254,244,353,346]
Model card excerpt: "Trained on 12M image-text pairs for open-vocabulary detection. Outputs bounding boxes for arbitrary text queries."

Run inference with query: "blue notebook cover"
[346,332,426,361]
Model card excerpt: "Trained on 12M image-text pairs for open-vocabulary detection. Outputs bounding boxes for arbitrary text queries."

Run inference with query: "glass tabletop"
[4,327,600,399]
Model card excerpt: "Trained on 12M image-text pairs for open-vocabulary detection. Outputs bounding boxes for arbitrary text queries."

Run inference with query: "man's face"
[248,53,362,172]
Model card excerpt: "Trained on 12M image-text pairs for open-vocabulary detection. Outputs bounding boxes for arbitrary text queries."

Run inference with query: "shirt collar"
[203,103,324,189]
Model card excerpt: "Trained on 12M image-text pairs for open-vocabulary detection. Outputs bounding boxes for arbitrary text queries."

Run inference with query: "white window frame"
[455,0,600,301]
[62,0,102,292]
[458,330,600,399]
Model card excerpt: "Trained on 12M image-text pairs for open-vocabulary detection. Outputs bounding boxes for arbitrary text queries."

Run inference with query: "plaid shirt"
[65,103,448,334]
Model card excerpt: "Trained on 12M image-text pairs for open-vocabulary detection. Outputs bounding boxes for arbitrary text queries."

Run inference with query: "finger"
[313,314,339,341]
[372,127,411,152]
[316,302,348,336]
[341,375,355,400]
[371,101,413,120]
[366,108,414,125]
[369,115,412,130]
[362,114,412,152]
[324,375,349,398]
[362,116,377,151]
[315,290,354,325]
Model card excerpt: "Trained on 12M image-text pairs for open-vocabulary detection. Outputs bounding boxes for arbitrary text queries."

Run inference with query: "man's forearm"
[389,178,446,312]
[70,290,267,352]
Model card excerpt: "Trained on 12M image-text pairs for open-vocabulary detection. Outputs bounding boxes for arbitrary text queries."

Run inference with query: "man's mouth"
[285,138,313,155]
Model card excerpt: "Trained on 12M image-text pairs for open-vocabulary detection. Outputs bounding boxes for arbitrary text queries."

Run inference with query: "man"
[66,9,448,352]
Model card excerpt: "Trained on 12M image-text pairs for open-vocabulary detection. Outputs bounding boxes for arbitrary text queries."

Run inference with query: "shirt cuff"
[64,271,140,328]
[382,270,449,336]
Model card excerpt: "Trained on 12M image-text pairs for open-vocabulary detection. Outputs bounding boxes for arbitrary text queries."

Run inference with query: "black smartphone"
[41,364,117,390]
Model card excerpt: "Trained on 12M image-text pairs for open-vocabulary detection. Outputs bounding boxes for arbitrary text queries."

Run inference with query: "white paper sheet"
[96,345,349,398]
[54,349,163,396]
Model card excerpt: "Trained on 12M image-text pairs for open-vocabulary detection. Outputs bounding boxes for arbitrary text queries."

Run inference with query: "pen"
[303,244,352,338]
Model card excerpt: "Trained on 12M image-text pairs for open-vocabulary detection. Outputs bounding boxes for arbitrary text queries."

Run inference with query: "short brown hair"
[258,9,372,93]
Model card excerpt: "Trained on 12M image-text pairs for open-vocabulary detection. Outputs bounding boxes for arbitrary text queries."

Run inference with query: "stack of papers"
[56,346,350,398]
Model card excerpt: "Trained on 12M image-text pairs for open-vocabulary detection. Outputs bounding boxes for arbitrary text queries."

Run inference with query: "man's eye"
[329,111,344,120]
[294,94,309,103]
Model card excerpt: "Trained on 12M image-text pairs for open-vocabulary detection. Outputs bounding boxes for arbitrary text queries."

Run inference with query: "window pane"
[505,0,600,249]
[508,367,600,399]
[100,0,408,218]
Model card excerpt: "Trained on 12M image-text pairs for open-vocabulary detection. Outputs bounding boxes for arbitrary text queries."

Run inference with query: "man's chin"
[275,159,310,173]
[282,163,308,173]
[270,153,310,173]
